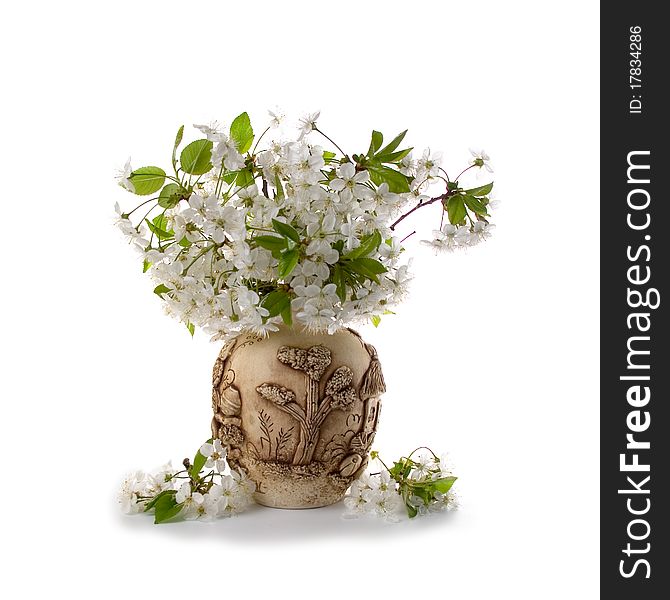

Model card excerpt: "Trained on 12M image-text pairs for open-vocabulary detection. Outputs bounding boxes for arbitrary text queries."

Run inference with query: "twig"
[390,193,449,231]
[400,231,416,244]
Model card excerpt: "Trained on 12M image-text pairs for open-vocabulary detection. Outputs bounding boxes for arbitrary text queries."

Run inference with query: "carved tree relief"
[256,345,358,466]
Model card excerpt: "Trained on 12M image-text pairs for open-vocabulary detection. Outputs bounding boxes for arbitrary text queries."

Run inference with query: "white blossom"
[469,148,494,173]
[118,471,147,514]
[297,111,320,139]
[194,121,227,142]
[200,439,227,472]
[115,158,134,192]
[330,163,373,203]
[409,451,435,480]
[469,221,494,245]
[416,148,442,179]
[145,461,176,496]
[268,108,285,128]
[115,114,495,342]
[176,482,204,519]
[366,489,403,522]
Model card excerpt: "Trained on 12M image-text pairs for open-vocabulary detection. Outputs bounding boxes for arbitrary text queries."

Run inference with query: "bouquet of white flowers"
[115,110,495,341]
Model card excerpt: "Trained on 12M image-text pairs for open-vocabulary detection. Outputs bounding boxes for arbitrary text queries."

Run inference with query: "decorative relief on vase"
[210,327,385,508]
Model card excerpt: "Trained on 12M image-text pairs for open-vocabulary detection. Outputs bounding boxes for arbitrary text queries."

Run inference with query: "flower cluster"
[115,111,495,340]
[343,447,459,521]
[118,439,255,523]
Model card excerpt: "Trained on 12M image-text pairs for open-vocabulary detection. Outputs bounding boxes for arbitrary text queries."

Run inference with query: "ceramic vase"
[210,325,385,508]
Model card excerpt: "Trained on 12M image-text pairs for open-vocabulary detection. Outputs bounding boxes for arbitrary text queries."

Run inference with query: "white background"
[1,1,599,598]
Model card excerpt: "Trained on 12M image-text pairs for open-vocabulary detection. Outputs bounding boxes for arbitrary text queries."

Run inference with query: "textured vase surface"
[211,325,385,508]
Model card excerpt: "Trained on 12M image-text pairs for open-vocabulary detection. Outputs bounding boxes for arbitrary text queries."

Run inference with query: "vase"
[210,325,386,508]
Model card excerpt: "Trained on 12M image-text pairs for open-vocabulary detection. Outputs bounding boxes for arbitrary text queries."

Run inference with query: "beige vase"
[210,325,385,508]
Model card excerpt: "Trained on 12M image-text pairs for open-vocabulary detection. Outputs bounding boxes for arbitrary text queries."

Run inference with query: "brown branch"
[390,192,449,231]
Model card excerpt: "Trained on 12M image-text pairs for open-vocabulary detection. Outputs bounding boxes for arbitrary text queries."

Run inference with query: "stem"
[439,167,451,181]
[454,163,477,182]
[182,244,216,274]
[252,126,271,155]
[400,231,416,244]
[407,446,439,460]
[314,127,348,158]
[375,455,393,474]
[126,197,158,217]
[214,160,228,198]
[389,193,448,231]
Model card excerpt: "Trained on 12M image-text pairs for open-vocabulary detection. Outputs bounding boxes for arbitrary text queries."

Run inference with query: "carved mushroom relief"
[210,325,385,509]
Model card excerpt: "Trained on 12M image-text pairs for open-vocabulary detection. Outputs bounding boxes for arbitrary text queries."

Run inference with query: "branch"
[390,193,449,232]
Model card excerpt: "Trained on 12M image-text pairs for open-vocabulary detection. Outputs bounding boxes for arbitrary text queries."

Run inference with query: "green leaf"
[346,257,387,283]
[377,130,407,156]
[274,174,285,200]
[261,290,292,318]
[333,264,347,303]
[280,302,293,326]
[278,248,300,279]
[144,489,174,512]
[189,438,212,479]
[389,460,406,479]
[355,257,387,274]
[368,165,411,193]
[367,130,383,156]
[154,492,183,524]
[172,125,184,161]
[180,139,213,175]
[230,112,254,153]
[411,483,434,504]
[344,230,382,259]
[186,322,195,337]
[142,259,152,273]
[271,219,301,243]
[323,150,336,163]
[158,183,185,209]
[432,476,457,494]
[236,167,255,188]
[146,215,174,240]
[375,147,413,164]
[221,171,237,185]
[225,168,255,188]
[153,284,171,297]
[174,125,184,150]
[398,483,419,518]
[128,166,166,196]
[465,182,493,197]
[371,315,381,327]
[446,196,467,224]
[463,195,488,215]
[254,235,286,252]
[406,502,418,519]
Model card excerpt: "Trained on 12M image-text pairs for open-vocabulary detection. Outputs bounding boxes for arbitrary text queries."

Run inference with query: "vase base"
[253,494,343,509]
[246,459,351,509]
